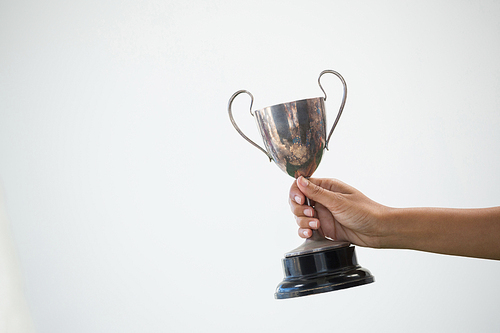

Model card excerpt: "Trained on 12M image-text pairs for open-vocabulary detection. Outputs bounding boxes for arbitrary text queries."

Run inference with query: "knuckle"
[294,216,308,228]
[328,192,346,211]
[310,184,324,196]
[294,216,300,225]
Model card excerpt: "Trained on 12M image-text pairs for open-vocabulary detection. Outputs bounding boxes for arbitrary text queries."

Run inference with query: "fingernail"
[294,196,302,205]
[309,221,317,229]
[304,208,314,217]
[302,230,310,237]
[298,176,309,187]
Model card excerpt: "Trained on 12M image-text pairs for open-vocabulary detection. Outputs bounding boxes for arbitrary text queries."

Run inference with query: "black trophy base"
[275,245,374,299]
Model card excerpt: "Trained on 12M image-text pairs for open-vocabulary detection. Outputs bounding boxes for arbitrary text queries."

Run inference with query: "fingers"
[289,181,320,238]
[289,179,305,205]
[289,179,316,207]
[289,201,320,230]
[298,228,313,238]
[288,188,315,220]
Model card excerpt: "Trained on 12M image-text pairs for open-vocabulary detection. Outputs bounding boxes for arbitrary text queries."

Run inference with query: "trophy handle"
[228,90,273,161]
[318,70,348,150]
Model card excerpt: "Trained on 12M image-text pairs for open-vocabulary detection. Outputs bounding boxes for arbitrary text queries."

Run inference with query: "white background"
[1,0,500,332]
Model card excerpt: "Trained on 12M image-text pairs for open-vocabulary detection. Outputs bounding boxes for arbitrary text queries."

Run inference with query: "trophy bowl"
[228,70,374,299]
[253,97,326,179]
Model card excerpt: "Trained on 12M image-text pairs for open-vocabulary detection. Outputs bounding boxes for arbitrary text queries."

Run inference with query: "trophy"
[228,70,374,299]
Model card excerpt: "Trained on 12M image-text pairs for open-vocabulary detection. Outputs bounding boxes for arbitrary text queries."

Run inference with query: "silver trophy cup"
[228,70,374,299]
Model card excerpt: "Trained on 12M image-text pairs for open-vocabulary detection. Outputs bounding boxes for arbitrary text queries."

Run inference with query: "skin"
[289,176,500,260]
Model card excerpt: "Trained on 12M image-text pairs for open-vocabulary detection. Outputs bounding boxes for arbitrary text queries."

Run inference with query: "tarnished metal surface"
[228,70,347,179]
[254,98,326,178]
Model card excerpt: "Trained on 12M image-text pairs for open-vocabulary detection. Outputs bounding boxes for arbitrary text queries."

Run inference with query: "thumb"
[296,176,334,207]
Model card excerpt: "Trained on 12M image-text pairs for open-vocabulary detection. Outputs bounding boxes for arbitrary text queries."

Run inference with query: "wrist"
[376,207,411,250]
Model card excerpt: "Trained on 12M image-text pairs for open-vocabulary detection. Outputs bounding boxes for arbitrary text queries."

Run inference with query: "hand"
[288,176,389,248]
[289,176,500,259]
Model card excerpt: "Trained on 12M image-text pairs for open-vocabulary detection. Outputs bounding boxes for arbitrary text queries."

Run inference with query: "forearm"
[380,206,500,260]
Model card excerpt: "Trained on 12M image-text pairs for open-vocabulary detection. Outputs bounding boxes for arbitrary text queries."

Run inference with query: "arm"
[384,206,500,260]
[290,176,500,260]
